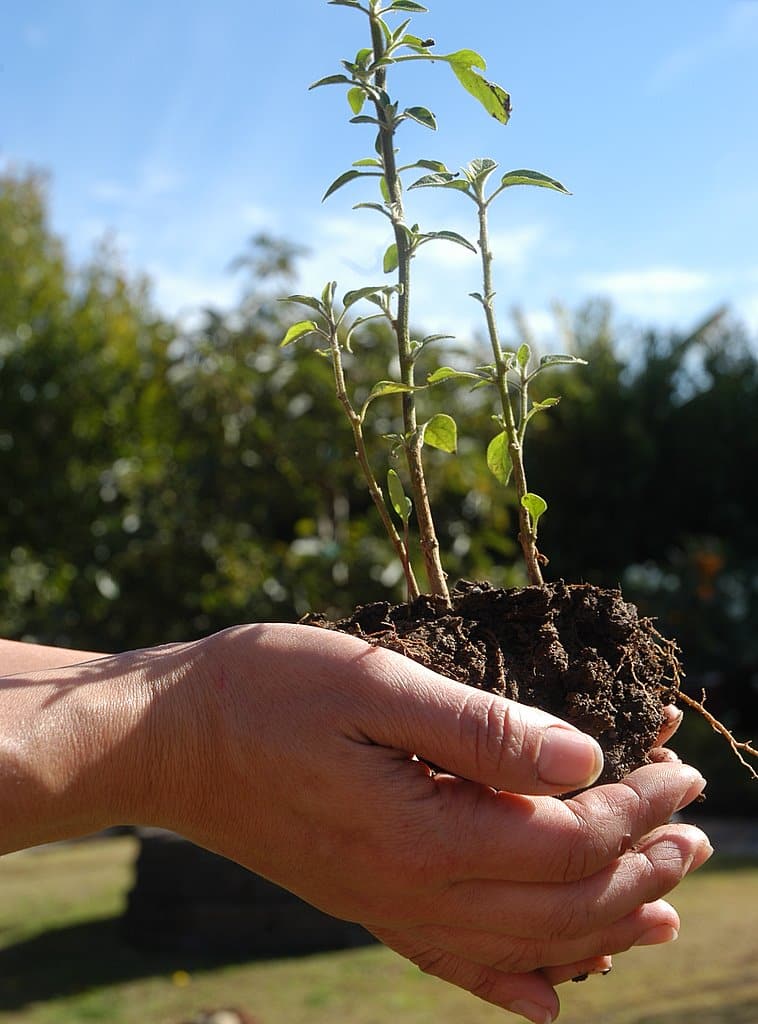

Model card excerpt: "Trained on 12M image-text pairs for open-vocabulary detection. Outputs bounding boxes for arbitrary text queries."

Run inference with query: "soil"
[307,579,682,785]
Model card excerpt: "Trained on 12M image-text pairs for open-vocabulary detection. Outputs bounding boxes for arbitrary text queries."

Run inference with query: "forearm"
[0,639,104,676]
[0,639,210,854]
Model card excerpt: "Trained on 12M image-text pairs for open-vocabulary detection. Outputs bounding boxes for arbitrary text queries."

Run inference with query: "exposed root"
[677,689,758,781]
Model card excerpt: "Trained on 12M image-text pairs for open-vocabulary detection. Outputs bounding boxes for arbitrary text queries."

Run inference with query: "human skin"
[0,627,709,1024]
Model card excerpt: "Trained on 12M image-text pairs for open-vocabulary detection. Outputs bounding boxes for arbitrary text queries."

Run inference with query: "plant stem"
[476,195,544,586]
[326,323,420,601]
[368,7,449,602]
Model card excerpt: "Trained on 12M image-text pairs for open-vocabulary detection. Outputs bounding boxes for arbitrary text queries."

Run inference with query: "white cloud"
[91,161,181,208]
[148,265,242,322]
[581,267,712,297]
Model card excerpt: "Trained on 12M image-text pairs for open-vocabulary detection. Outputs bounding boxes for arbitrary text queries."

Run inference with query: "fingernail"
[675,768,707,811]
[634,924,679,946]
[538,726,603,788]
[508,1000,554,1024]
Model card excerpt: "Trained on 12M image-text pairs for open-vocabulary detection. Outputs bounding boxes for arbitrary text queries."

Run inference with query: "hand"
[152,624,710,1024]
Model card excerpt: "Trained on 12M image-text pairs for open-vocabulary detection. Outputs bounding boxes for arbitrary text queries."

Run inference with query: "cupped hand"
[157,623,710,1024]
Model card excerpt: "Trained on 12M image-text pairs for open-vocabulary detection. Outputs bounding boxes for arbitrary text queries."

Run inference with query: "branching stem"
[368,5,449,602]
[476,193,544,585]
[326,322,420,601]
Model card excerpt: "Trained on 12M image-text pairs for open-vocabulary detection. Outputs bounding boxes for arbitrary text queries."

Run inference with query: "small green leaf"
[354,47,373,66]
[327,0,366,8]
[517,343,531,369]
[500,169,571,194]
[404,106,437,130]
[521,493,547,535]
[281,294,324,314]
[309,74,352,90]
[427,366,481,385]
[387,469,412,525]
[321,281,337,308]
[466,158,499,184]
[415,159,450,173]
[322,169,364,202]
[408,171,468,191]
[486,432,513,486]
[281,320,319,347]
[388,0,428,10]
[349,115,381,125]
[353,201,392,221]
[367,380,414,400]
[353,157,383,168]
[348,87,366,115]
[443,50,511,124]
[418,229,477,254]
[343,285,393,309]
[383,242,399,273]
[538,354,588,368]
[532,397,561,410]
[422,413,457,453]
[380,176,392,203]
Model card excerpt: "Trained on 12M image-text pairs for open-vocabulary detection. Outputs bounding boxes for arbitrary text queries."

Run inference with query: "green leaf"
[466,158,499,184]
[353,157,383,167]
[349,115,381,125]
[281,294,324,314]
[367,380,414,400]
[309,74,353,91]
[354,47,373,66]
[422,413,457,453]
[538,354,588,368]
[327,0,366,8]
[380,176,392,203]
[321,281,337,308]
[388,0,428,10]
[404,106,437,130]
[347,87,366,115]
[342,285,391,309]
[383,242,399,273]
[419,229,477,254]
[353,202,392,222]
[408,171,468,191]
[281,320,319,347]
[517,343,531,369]
[415,159,450,172]
[532,396,561,410]
[387,469,412,525]
[443,50,511,125]
[500,169,571,194]
[486,432,513,486]
[322,169,364,202]
[521,493,547,535]
[427,366,481,385]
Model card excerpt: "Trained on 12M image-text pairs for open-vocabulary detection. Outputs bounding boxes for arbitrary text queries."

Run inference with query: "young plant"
[282,0,579,598]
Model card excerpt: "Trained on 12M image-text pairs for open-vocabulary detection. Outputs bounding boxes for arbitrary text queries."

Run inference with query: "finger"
[387,898,680,978]
[424,761,706,883]
[437,823,712,937]
[373,930,560,1023]
[541,955,613,985]
[349,644,604,795]
[657,705,684,746]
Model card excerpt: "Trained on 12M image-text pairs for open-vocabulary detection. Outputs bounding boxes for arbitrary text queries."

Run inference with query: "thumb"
[355,644,604,796]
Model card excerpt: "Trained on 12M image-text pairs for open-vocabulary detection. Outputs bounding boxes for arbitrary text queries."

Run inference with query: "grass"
[0,836,756,1023]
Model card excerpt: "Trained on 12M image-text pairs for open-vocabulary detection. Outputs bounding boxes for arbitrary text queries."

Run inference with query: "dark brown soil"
[308,580,682,785]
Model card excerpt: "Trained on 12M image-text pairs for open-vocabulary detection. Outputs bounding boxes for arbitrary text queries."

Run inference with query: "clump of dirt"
[308,580,682,785]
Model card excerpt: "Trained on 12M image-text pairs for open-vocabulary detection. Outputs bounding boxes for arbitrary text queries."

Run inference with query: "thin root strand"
[677,690,758,781]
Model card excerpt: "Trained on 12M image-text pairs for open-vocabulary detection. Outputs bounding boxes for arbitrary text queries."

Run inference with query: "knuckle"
[459,692,528,781]
[469,968,502,1004]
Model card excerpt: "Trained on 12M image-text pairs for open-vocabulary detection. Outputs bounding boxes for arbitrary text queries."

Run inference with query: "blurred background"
[1,2,757,1022]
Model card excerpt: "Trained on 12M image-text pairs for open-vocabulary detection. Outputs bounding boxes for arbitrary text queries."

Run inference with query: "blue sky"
[3,0,757,342]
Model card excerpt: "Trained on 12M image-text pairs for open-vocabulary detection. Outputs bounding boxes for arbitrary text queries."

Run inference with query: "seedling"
[281,0,757,779]
[282,0,583,599]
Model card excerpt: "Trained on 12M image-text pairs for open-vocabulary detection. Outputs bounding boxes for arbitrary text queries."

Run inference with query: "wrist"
[0,638,214,853]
